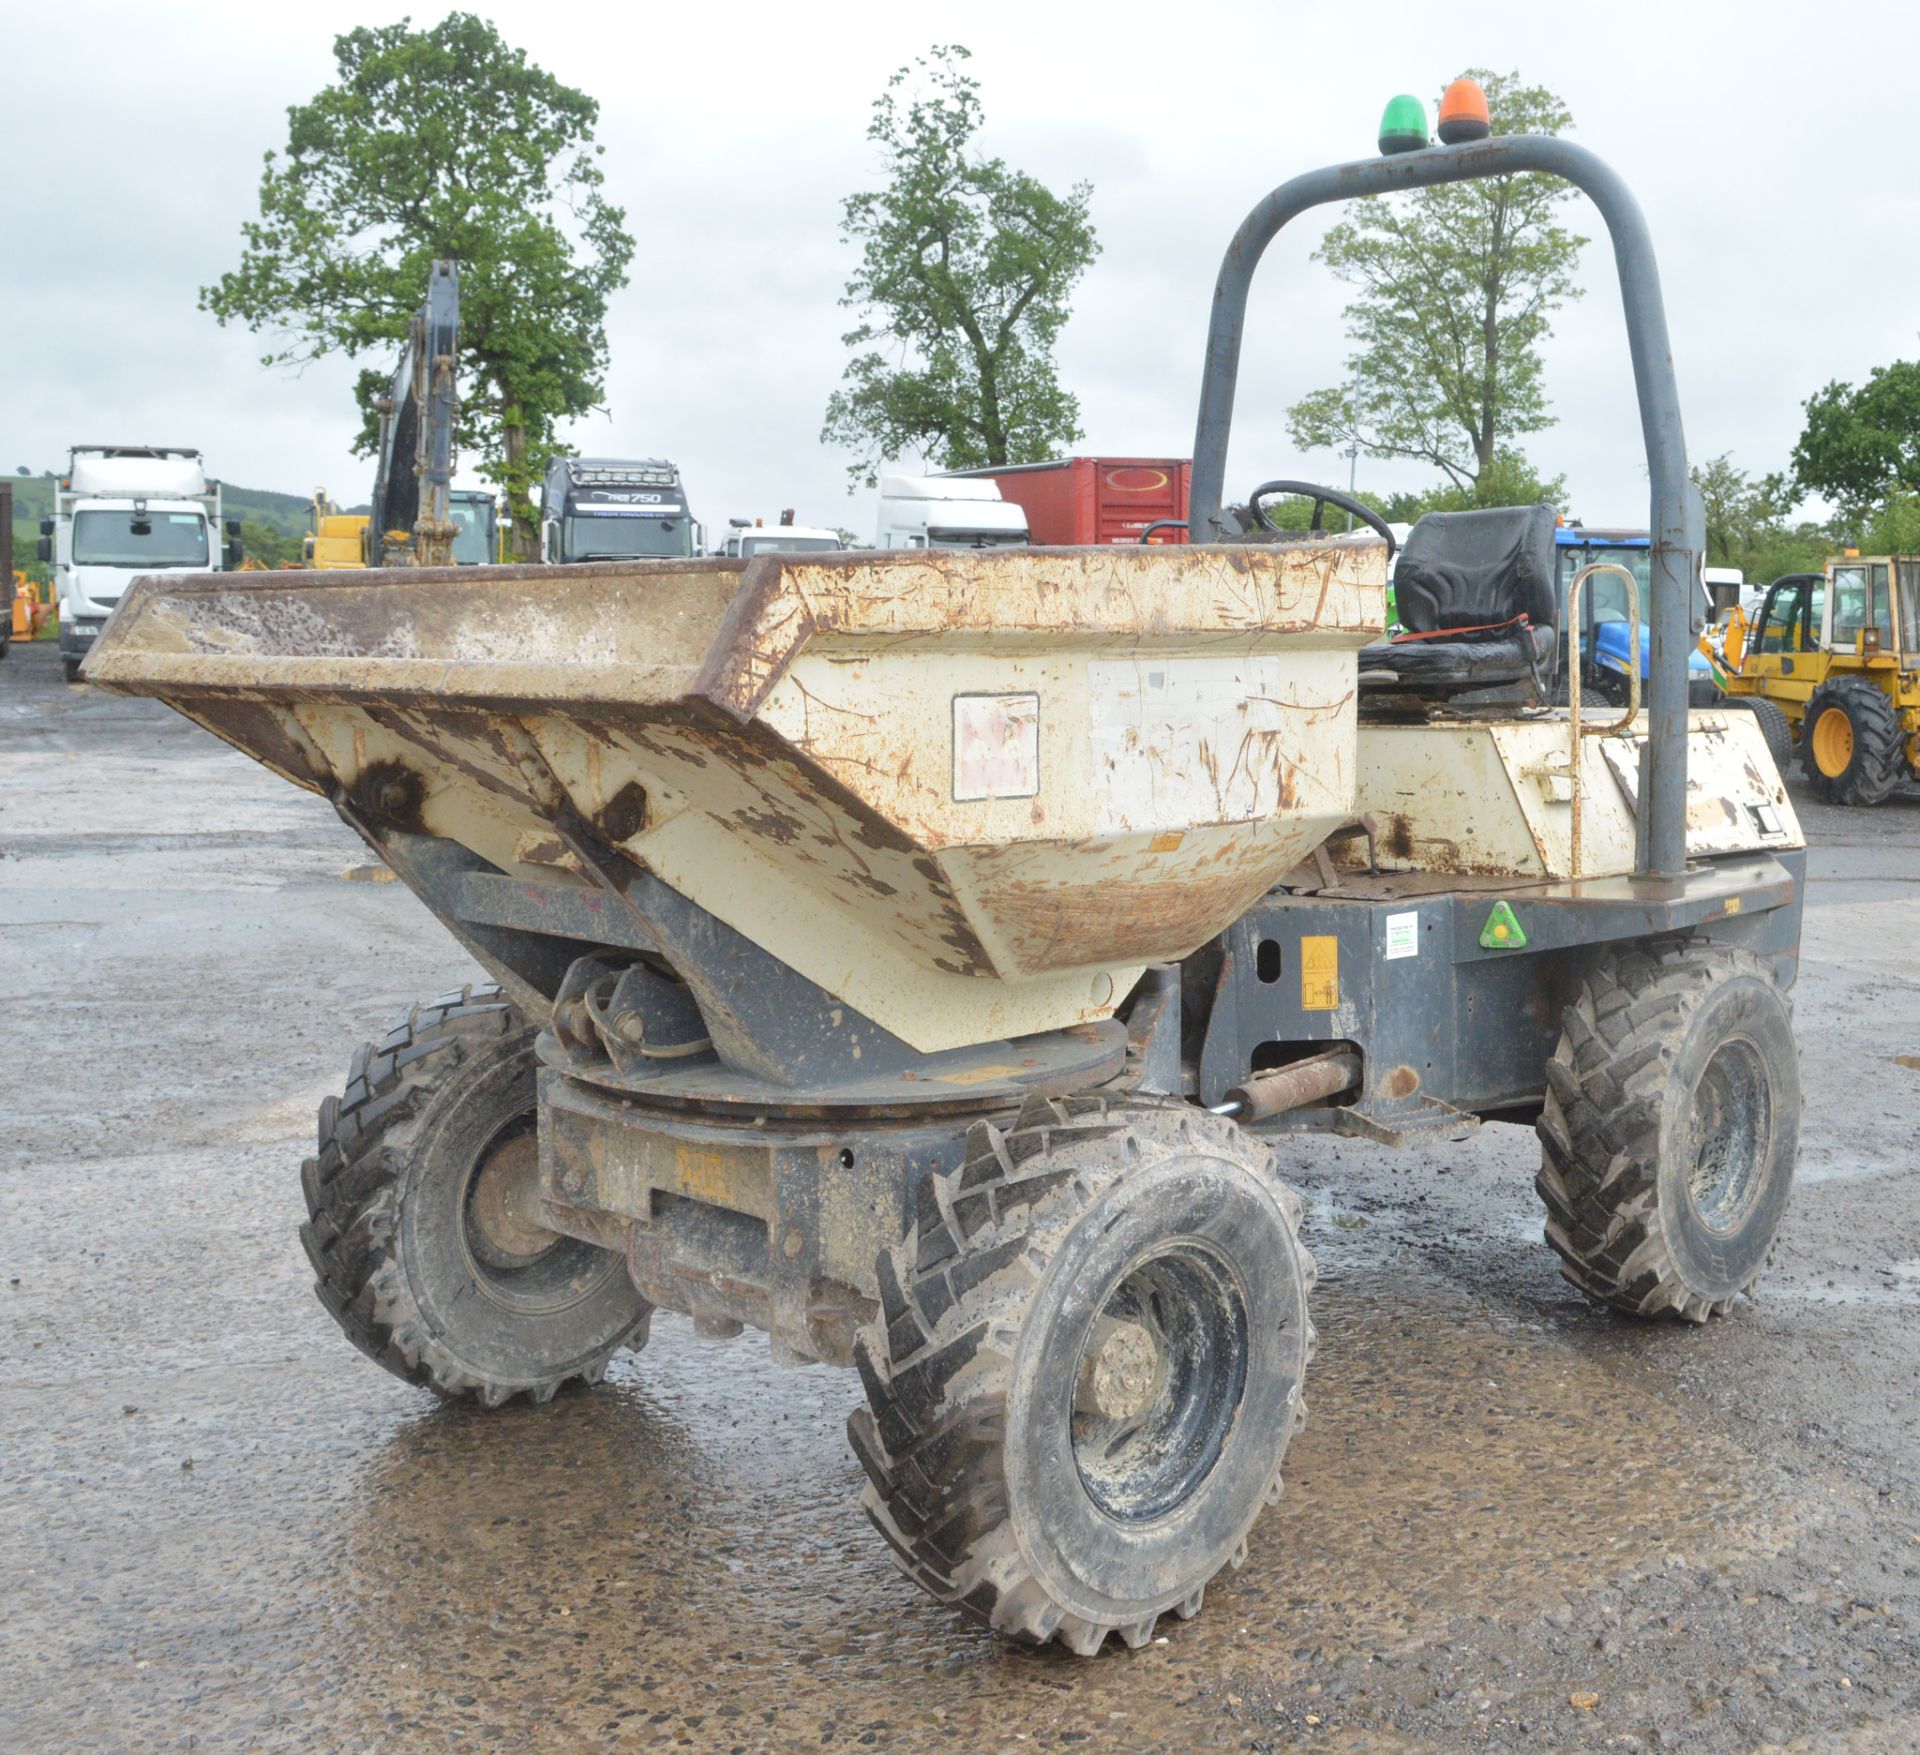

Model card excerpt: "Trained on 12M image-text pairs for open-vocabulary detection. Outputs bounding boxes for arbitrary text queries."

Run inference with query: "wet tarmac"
[3,636,1918,1751]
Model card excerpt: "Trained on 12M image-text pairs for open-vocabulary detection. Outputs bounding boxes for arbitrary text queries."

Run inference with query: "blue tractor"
[1555,524,1718,707]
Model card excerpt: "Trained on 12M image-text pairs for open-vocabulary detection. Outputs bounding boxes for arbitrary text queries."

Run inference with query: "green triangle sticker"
[1479,900,1528,950]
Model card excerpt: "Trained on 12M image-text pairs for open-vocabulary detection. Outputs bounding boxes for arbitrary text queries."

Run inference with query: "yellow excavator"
[303,261,465,570]
[302,492,369,569]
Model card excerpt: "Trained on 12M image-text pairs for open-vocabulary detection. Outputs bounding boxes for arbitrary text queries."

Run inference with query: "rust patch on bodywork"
[985,865,1280,973]
[596,780,650,844]
[1382,1065,1421,1100]
[345,759,428,834]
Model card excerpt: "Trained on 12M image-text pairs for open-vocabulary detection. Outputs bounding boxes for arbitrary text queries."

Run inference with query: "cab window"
[1898,561,1920,657]
[1829,564,1892,650]
[1756,578,1817,653]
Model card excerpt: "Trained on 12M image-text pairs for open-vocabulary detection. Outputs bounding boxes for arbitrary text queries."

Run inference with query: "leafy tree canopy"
[1688,452,1834,582]
[238,520,304,569]
[1288,71,1584,501]
[200,13,633,558]
[823,45,1099,487]
[1791,361,1920,522]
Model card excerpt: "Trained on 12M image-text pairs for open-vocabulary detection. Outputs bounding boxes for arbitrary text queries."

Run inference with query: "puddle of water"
[1792,1148,1918,1187]
[2,1238,1792,1751]
[1769,1259,1920,1309]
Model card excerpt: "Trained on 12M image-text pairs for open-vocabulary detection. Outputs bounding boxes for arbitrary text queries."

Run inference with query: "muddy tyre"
[300,984,651,1405]
[1800,678,1903,805]
[1732,696,1794,772]
[849,1095,1314,1654]
[1536,942,1799,1322]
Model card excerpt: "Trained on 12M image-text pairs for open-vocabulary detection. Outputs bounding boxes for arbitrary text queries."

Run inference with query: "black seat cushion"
[1360,621,1557,689]
[1393,503,1558,633]
[1359,503,1560,694]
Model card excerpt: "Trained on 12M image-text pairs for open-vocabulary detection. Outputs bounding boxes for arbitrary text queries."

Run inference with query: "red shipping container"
[945,458,1191,545]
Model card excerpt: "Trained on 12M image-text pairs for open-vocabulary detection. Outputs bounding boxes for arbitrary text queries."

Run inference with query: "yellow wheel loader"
[1715,556,1920,804]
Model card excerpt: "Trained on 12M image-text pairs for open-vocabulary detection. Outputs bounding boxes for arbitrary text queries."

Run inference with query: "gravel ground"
[2,634,1917,1753]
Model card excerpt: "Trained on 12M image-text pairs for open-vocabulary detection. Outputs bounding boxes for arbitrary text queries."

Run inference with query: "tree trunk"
[500,402,536,562]
[979,365,1008,466]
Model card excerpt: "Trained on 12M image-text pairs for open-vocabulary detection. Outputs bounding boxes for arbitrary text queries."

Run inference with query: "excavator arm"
[364,260,461,568]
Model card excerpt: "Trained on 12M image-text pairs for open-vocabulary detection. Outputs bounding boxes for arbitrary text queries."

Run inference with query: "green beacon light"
[1378,93,1429,156]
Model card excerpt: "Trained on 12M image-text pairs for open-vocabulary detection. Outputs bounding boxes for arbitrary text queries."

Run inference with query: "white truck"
[717,516,846,558]
[874,474,1029,549]
[41,446,238,682]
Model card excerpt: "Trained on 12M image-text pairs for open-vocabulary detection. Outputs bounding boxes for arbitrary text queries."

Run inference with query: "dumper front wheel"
[1536,942,1799,1322]
[300,985,651,1406]
[849,1096,1314,1654]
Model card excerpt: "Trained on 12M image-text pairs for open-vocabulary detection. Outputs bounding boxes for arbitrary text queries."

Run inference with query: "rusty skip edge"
[85,545,1386,724]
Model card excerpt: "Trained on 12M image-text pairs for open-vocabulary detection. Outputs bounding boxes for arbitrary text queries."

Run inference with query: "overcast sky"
[6,0,1915,536]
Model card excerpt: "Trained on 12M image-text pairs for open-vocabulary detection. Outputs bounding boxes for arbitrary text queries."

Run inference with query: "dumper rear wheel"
[848,1095,1313,1654]
[300,984,651,1406]
[1536,942,1799,1322]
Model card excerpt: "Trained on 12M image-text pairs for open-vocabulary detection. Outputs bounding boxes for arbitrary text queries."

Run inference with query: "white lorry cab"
[42,446,237,682]
[875,475,1029,550]
[718,518,846,558]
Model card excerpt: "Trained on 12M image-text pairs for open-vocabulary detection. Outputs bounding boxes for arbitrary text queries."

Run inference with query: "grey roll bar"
[1188,135,1700,880]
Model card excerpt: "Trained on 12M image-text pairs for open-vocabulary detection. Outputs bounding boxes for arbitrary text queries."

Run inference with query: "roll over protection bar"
[1187,135,1702,879]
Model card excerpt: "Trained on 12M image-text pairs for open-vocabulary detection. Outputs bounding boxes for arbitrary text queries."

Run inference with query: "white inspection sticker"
[953,693,1040,801]
[1384,911,1420,960]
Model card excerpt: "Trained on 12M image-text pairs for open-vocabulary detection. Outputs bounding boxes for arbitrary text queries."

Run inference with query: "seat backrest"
[1392,504,1558,634]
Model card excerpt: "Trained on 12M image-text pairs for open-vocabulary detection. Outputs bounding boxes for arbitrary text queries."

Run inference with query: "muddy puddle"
[3,1217,1794,1752]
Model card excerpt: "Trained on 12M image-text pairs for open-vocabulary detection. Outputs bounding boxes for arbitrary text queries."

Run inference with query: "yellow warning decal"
[1301,935,1339,1012]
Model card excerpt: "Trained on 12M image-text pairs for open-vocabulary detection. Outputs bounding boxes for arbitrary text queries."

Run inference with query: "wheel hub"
[1075,1318,1162,1423]
[1069,1247,1250,1524]
[466,1131,559,1264]
[1686,1036,1772,1234]
[1812,704,1854,777]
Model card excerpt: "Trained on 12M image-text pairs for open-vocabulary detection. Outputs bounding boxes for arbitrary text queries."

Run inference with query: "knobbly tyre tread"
[847,1092,1315,1654]
[1732,696,1794,773]
[1535,941,1789,1323]
[1800,678,1904,805]
[298,983,648,1407]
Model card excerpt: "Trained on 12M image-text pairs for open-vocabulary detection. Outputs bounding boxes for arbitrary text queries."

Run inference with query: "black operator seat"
[1360,503,1560,692]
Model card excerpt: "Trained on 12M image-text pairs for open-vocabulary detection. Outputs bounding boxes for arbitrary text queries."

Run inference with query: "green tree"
[1382,452,1568,523]
[200,14,633,560]
[1856,490,1920,555]
[238,520,304,569]
[1288,71,1584,503]
[823,45,1099,486]
[12,533,51,587]
[1688,452,1834,581]
[1691,454,1790,566]
[1792,361,1920,522]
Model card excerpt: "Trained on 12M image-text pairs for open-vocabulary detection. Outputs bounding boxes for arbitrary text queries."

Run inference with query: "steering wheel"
[1247,480,1397,560]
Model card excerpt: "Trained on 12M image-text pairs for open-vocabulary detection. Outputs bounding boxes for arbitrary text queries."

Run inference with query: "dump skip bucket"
[89,545,1385,1051]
